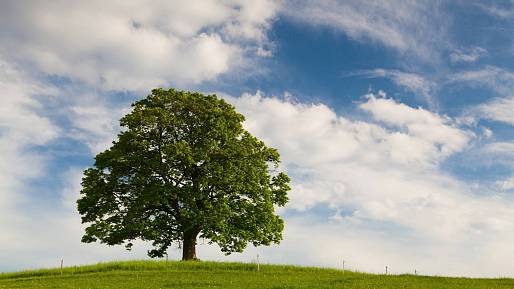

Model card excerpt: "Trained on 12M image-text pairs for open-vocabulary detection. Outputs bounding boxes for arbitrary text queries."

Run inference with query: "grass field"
[1,260,514,289]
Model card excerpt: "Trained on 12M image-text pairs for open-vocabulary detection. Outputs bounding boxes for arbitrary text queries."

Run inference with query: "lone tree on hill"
[77,88,290,260]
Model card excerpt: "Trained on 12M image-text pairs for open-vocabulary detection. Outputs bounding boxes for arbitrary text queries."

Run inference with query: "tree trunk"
[182,229,199,261]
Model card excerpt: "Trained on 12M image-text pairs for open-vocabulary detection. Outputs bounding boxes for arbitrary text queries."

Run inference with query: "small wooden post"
[342,259,345,272]
[256,254,260,272]
[60,258,63,276]
[415,269,417,275]
[385,266,388,275]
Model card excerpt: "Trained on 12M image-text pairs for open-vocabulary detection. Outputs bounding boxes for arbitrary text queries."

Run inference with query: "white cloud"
[360,95,473,159]
[485,142,514,154]
[222,92,514,276]
[476,2,514,19]
[256,46,273,57]
[221,0,280,42]
[482,141,514,169]
[497,175,514,191]
[0,58,61,269]
[467,94,514,185]
[227,92,477,215]
[344,69,434,100]
[450,46,487,63]
[481,127,493,139]
[283,0,448,59]
[68,98,130,154]
[478,96,514,126]
[0,0,279,91]
[60,168,86,210]
[449,66,514,95]
[0,59,59,207]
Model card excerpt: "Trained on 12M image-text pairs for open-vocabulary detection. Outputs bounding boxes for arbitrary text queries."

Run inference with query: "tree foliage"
[77,88,290,260]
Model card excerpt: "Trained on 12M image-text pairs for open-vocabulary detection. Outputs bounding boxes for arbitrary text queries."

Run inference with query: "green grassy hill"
[1,260,513,289]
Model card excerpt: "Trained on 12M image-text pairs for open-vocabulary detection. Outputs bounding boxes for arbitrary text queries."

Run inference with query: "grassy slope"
[1,260,514,289]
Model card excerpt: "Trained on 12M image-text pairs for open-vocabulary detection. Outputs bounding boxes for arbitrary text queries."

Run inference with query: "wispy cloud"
[450,46,487,63]
[485,142,514,154]
[343,69,435,101]
[0,58,62,270]
[476,2,514,19]
[0,59,59,208]
[497,175,514,191]
[282,0,448,60]
[68,98,130,154]
[448,66,514,95]
[478,96,514,126]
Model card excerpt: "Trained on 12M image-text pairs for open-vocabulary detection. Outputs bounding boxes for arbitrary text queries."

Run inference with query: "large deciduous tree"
[77,88,290,260]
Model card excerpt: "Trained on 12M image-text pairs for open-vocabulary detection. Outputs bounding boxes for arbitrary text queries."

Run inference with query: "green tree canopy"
[77,88,290,260]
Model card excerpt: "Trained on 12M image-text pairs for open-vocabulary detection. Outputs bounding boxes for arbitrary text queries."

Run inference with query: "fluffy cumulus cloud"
[360,94,472,159]
[0,0,279,91]
[223,92,514,276]
[229,92,475,215]
[282,0,448,59]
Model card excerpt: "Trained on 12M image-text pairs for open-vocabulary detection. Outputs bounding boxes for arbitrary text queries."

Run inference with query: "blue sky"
[2,0,514,277]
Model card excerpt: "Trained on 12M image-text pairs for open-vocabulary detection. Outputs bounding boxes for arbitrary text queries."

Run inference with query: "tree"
[77,88,290,261]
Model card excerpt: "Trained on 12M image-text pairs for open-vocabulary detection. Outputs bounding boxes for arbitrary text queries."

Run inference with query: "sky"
[1,0,514,277]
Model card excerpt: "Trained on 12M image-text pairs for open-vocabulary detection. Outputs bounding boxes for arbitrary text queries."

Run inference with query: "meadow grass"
[1,260,514,288]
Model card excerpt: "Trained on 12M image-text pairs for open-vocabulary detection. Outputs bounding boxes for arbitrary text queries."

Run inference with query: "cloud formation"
[283,0,448,59]
[0,59,59,209]
[450,47,487,63]
[478,96,514,126]
[0,58,62,270]
[225,92,514,276]
[229,92,474,216]
[449,66,514,95]
[475,95,514,192]
[343,69,435,101]
[0,0,279,91]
